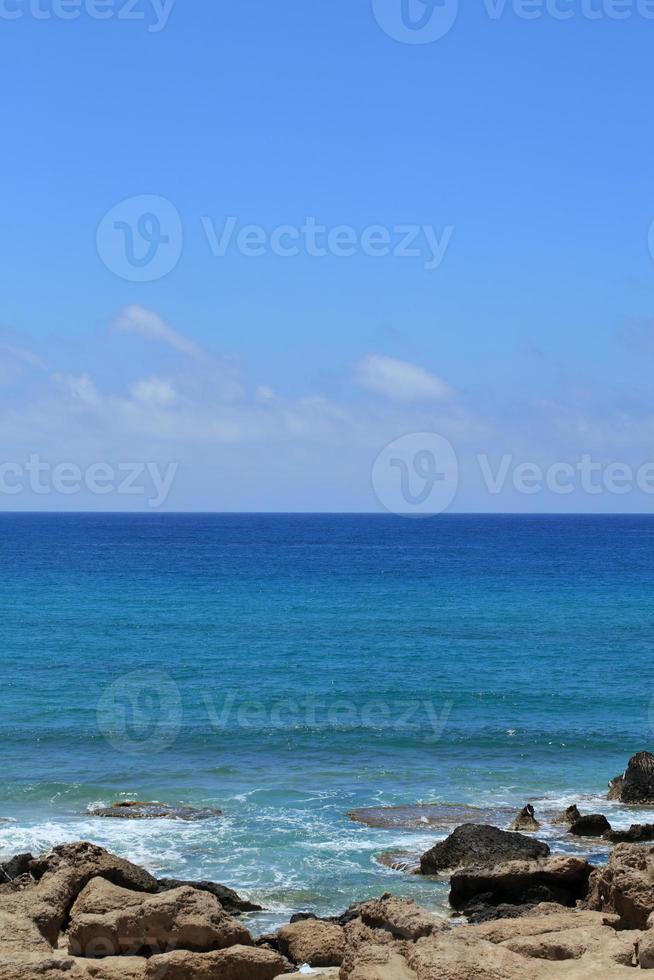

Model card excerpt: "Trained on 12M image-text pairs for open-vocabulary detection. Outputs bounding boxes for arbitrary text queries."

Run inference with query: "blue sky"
[1,0,654,511]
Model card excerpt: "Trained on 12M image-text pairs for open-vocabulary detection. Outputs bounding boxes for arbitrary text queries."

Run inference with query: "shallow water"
[1,513,653,929]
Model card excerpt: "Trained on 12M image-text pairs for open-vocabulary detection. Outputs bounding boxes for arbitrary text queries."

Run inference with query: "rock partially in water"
[568,814,611,837]
[420,824,550,875]
[157,878,262,914]
[374,851,421,874]
[508,805,540,833]
[0,854,33,884]
[347,803,513,831]
[551,804,581,826]
[89,801,223,821]
[604,823,654,844]
[608,751,654,804]
[449,855,593,911]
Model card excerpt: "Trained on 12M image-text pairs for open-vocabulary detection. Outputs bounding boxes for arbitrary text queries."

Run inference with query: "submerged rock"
[89,801,223,821]
[568,814,612,837]
[551,804,581,826]
[347,802,513,831]
[374,851,421,874]
[508,805,540,833]
[608,751,654,804]
[419,824,550,875]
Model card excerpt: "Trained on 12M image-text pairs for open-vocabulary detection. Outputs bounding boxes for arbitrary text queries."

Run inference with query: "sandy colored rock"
[145,944,291,979]
[355,894,448,940]
[68,878,250,957]
[586,842,654,928]
[551,805,581,827]
[508,804,540,833]
[276,918,345,966]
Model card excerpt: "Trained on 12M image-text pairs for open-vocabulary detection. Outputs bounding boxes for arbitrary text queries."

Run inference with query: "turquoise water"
[1,514,653,928]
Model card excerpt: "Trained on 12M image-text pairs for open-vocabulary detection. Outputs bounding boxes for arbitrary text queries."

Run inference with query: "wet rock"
[508,805,540,833]
[157,878,262,914]
[347,803,513,832]
[551,804,581,826]
[419,823,549,875]
[604,823,654,844]
[586,842,654,928]
[89,801,223,821]
[568,814,612,837]
[276,919,346,966]
[67,877,250,957]
[374,851,421,874]
[608,752,654,804]
[449,855,593,911]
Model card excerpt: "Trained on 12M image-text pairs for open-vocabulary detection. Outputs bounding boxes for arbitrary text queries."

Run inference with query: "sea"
[1,513,652,931]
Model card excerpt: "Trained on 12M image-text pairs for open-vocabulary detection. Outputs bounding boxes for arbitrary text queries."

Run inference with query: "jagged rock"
[608,752,654,804]
[508,805,540,833]
[604,823,654,844]
[157,878,262,914]
[449,855,593,910]
[67,877,251,957]
[145,944,291,979]
[89,801,223,821]
[354,894,448,941]
[0,853,34,883]
[276,919,346,966]
[568,814,612,837]
[420,824,549,875]
[0,842,158,944]
[551,804,581,826]
[586,842,654,928]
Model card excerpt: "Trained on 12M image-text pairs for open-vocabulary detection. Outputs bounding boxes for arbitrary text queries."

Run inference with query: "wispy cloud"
[355,354,454,402]
[112,305,204,359]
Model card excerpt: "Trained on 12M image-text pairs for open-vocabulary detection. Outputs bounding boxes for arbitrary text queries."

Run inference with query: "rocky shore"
[3,751,654,978]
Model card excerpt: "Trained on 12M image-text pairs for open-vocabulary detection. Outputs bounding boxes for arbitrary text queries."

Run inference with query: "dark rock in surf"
[508,805,540,833]
[89,801,223,821]
[604,823,654,844]
[551,805,581,826]
[608,752,654,804]
[420,824,549,875]
[568,814,612,837]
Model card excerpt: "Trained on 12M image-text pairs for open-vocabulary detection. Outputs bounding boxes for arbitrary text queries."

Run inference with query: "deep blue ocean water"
[1,513,653,928]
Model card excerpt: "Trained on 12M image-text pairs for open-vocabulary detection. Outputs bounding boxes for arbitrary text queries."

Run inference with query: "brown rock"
[355,894,448,941]
[276,919,345,966]
[508,805,540,833]
[586,842,654,928]
[449,855,593,911]
[551,804,581,827]
[157,877,262,914]
[145,944,291,979]
[608,751,654,804]
[67,877,251,957]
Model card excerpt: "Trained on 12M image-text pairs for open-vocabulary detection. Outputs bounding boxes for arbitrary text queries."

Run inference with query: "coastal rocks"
[276,919,346,966]
[156,877,262,914]
[608,751,654,804]
[449,855,593,911]
[419,824,550,875]
[375,851,421,874]
[567,813,612,837]
[145,945,291,979]
[586,842,654,928]
[551,804,581,827]
[0,853,34,884]
[88,801,223,821]
[508,804,540,833]
[355,894,448,941]
[67,877,251,956]
[605,823,654,844]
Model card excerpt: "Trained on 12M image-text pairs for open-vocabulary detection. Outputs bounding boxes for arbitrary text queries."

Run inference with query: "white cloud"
[130,377,177,406]
[355,354,454,402]
[112,306,203,359]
